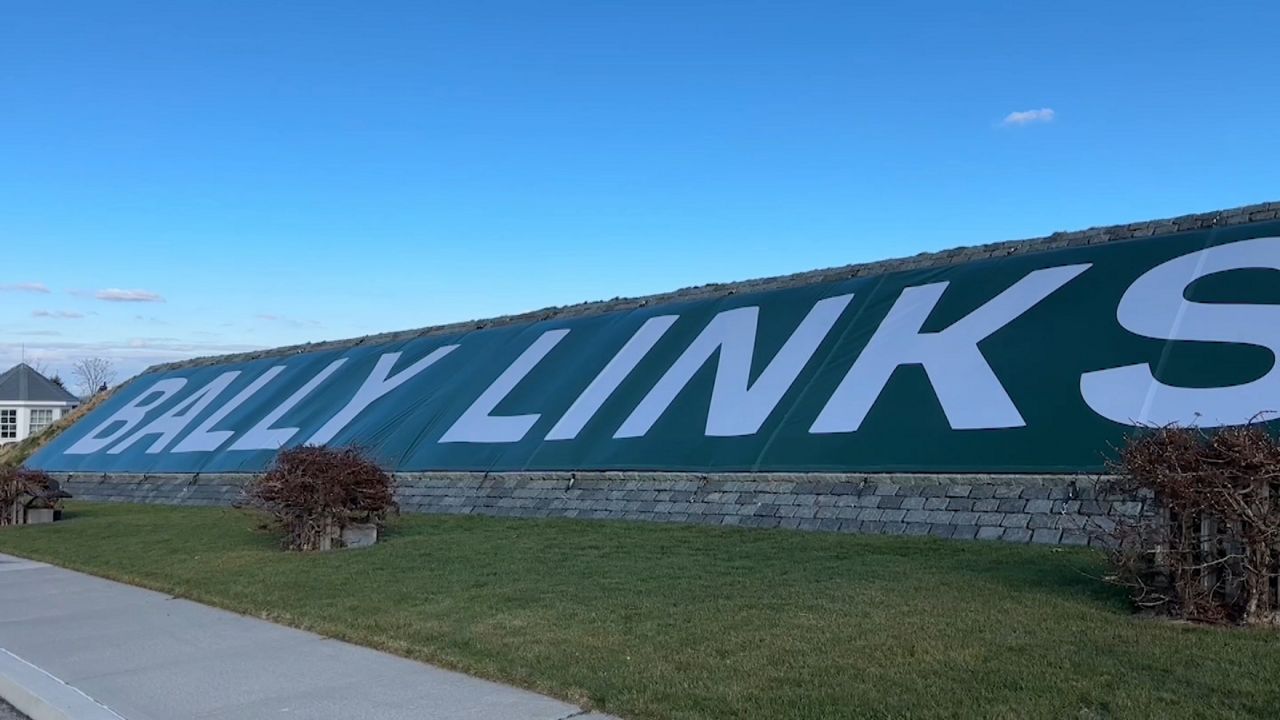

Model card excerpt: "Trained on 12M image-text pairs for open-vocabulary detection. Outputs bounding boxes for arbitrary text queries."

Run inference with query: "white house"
[0,363,81,445]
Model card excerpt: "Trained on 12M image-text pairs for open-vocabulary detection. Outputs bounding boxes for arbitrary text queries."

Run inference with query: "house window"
[0,410,15,440]
[30,408,55,436]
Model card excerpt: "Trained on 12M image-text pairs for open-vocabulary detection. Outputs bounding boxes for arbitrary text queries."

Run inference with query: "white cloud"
[95,288,166,303]
[32,310,86,319]
[1001,108,1055,127]
[1,282,50,294]
[255,313,321,328]
[0,338,268,385]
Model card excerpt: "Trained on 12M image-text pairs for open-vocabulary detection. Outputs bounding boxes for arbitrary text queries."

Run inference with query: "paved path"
[0,553,613,720]
[0,698,27,720]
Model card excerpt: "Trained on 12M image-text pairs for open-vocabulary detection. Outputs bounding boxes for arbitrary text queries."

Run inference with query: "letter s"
[1081,237,1280,427]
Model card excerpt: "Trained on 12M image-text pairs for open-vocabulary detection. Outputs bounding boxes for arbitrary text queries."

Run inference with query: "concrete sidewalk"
[0,553,613,720]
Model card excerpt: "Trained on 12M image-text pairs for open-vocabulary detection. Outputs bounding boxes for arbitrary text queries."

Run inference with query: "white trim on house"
[0,402,77,444]
[0,363,82,445]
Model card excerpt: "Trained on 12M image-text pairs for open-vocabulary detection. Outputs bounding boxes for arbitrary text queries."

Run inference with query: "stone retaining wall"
[56,472,1139,547]
[50,205,1267,547]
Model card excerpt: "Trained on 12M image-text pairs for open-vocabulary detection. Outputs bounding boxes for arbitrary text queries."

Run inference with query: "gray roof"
[0,364,81,404]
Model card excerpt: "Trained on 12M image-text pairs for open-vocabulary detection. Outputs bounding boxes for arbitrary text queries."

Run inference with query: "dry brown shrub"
[1102,422,1280,625]
[0,467,56,526]
[244,446,396,551]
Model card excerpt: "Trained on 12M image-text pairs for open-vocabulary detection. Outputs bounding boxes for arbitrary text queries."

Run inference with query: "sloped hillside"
[0,390,115,468]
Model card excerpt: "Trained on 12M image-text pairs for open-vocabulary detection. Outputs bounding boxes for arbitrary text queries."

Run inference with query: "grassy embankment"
[2,502,1277,719]
[0,391,112,468]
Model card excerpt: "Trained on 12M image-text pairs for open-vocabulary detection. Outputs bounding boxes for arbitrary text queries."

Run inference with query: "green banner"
[29,223,1280,474]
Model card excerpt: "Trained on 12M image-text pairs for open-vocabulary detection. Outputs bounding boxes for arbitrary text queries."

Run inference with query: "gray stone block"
[904,522,932,536]
[1025,499,1055,514]
[1001,527,1033,543]
[972,499,999,512]
[928,524,956,538]
[976,526,1004,541]
[1027,514,1057,530]
[997,499,1027,513]
[951,525,978,540]
[977,512,1005,526]
[1000,513,1031,528]
[968,485,995,500]
[1031,528,1063,544]
[1060,530,1090,546]
[1057,514,1089,530]
[880,509,907,523]
[1090,515,1117,533]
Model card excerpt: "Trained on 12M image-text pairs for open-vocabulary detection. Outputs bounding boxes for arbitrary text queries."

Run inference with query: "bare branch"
[1100,422,1280,625]
[71,357,117,397]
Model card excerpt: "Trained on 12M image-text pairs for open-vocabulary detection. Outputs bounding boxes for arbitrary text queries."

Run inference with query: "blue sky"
[3,1,1278,387]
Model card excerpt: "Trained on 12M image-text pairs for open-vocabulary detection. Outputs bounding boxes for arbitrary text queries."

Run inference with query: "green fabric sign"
[29,223,1280,474]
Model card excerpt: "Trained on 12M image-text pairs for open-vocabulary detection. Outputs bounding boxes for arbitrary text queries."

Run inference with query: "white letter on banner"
[545,316,678,441]
[1081,237,1280,427]
[229,359,348,451]
[440,329,570,443]
[614,294,854,439]
[811,265,1090,433]
[172,366,287,453]
[65,378,188,455]
[307,347,458,445]
[109,371,241,454]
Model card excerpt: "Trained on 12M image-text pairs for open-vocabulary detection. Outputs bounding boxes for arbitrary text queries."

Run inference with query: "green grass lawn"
[1,503,1276,719]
